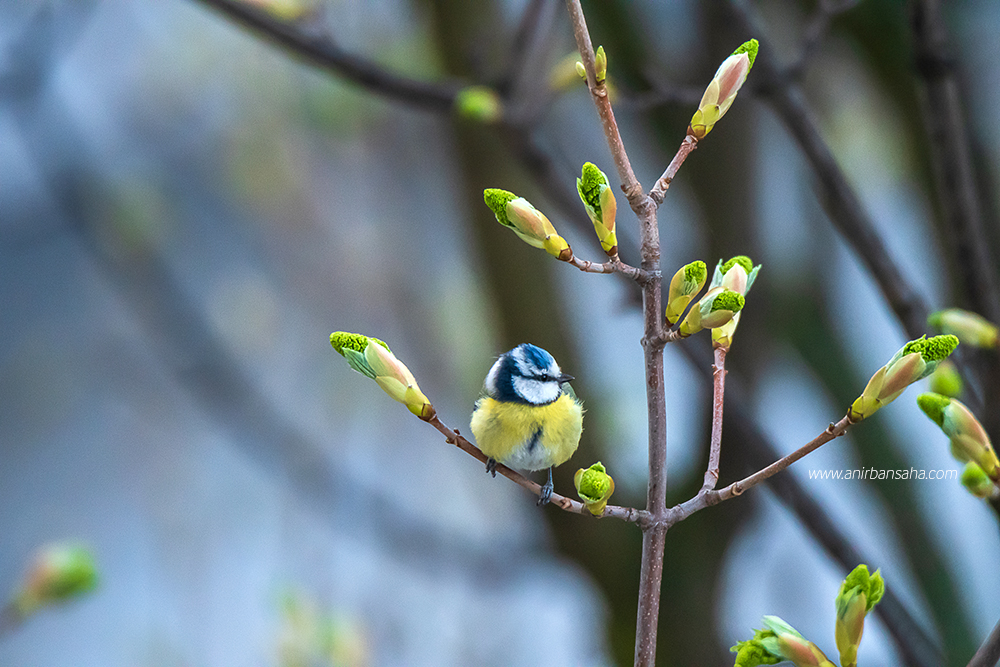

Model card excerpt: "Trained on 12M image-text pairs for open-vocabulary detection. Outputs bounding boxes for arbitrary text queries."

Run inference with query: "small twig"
[424,414,648,525]
[967,616,1000,667]
[649,134,699,206]
[667,414,856,526]
[702,346,728,493]
[566,254,648,282]
[564,0,645,208]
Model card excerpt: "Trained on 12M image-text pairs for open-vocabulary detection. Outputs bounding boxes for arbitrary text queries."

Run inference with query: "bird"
[470,343,584,506]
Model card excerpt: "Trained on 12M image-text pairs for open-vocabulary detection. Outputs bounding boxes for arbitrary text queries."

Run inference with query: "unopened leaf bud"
[928,309,998,348]
[574,462,615,516]
[927,360,962,397]
[594,46,608,84]
[484,189,573,260]
[577,162,618,256]
[961,462,997,499]
[709,256,761,348]
[330,332,435,420]
[666,260,708,324]
[834,565,884,667]
[917,392,998,480]
[690,39,758,139]
[454,86,503,123]
[13,543,98,618]
[849,335,959,421]
[732,616,836,667]
[679,287,744,337]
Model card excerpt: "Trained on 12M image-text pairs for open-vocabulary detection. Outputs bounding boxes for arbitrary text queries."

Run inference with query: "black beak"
[558,373,575,384]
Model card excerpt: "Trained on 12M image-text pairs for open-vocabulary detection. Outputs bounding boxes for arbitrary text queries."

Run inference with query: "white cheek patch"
[484,357,503,395]
[512,376,560,405]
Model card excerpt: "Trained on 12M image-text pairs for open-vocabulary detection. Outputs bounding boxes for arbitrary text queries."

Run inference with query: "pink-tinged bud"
[13,543,98,618]
[758,616,837,667]
[849,335,958,421]
[364,341,435,420]
[919,393,999,480]
[484,190,573,261]
[689,39,758,139]
[928,309,998,348]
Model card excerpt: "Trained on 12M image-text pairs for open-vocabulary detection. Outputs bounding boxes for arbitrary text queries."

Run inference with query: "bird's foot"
[486,458,498,478]
[536,468,554,506]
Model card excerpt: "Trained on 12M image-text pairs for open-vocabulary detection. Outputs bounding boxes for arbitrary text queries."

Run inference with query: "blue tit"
[470,343,584,505]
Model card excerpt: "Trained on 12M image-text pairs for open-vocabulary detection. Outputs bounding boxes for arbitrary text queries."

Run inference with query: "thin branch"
[967,616,1000,667]
[566,253,648,282]
[563,4,667,664]
[193,0,461,112]
[564,0,645,208]
[667,414,856,526]
[702,346,728,493]
[908,0,1000,323]
[424,414,648,525]
[649,134,699,206]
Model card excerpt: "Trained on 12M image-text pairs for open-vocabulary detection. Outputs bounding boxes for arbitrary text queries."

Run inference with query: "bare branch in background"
[729,0,930,339]
[908,0,1000,323]
[785,0,859,81]
[967,617,1000,667]
[195,0,461,111]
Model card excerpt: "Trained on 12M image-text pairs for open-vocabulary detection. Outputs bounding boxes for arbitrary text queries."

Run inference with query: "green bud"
[666,261,708,324]
[733,38,759,70]
[928,309,999,348]
[722,255,753,275]
[483,188,518,228]
[917,392,998,479]
[454,86,502,123]
[577,162,618,255]
[574,462,615,516]
[711,291,744,313]
[594,46,607,84]
[927,360,963,397]
[961,462,996,499]
[849,335,959,421]
[575,61,587,79]
[14,543,98,617]
[835,565,884,667]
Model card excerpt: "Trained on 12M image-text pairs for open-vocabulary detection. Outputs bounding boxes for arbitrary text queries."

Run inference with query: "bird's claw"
[486,458,498,478]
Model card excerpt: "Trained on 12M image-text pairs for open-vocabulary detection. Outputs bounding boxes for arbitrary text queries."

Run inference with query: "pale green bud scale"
[916,392,950,428]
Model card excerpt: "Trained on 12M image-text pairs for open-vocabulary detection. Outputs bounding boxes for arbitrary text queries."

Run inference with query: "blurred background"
[2,0,1000,664]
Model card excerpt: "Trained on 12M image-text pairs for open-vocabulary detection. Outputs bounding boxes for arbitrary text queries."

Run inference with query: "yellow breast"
[470,394,583,471]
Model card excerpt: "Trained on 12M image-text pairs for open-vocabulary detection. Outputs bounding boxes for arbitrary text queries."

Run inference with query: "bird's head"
[484,343,574,405]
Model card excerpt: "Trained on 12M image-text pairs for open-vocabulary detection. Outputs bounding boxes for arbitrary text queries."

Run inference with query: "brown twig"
[424,414,648,525]
[649,134,699,206]
[702,346,728,493]
[563,3,669,664]
[667,414,856,526]
[564,0,645,208]
[566,254,648,282]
